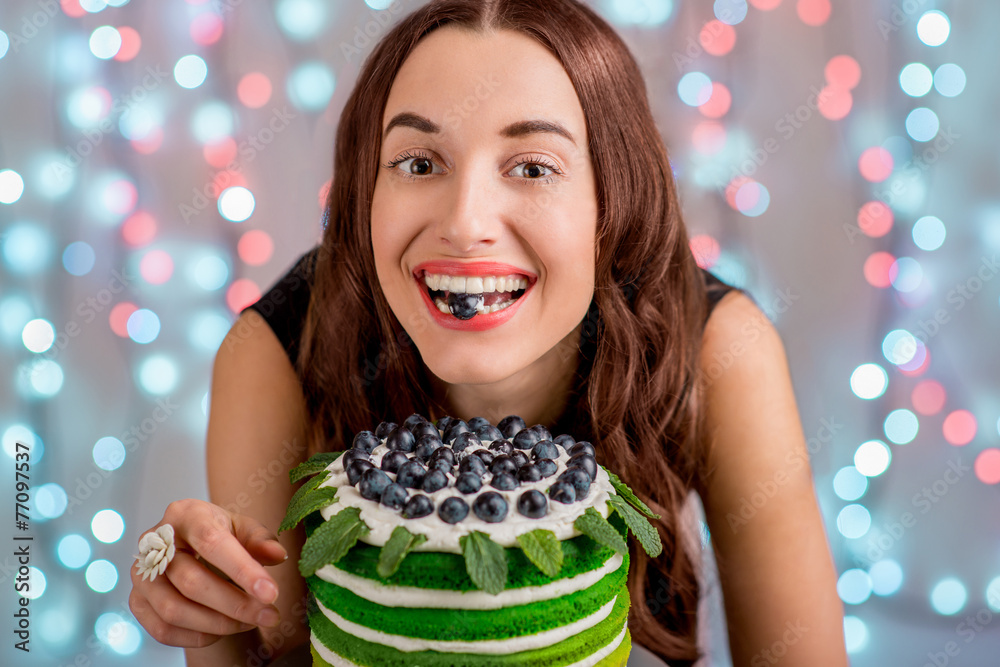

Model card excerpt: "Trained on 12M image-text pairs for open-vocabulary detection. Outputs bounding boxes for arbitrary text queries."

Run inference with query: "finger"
[129,587,222,648]
[171,503,279,605]
[166,551,280,629]
[233,513,287,565]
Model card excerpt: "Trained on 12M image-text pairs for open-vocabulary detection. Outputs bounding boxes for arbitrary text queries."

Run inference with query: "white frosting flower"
[133,524,177,582]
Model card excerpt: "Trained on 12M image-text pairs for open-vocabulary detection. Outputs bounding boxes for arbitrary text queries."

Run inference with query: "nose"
[434,164,501,253]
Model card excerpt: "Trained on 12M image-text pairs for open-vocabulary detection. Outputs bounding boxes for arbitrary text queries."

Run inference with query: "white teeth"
[423,272,529,294]
[435,296,517,315]
[495,277,506,292]
[482,276,496,292]
[465,276,484,293]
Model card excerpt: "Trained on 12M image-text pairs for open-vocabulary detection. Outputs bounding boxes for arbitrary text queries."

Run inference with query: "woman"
[129,1,849,665]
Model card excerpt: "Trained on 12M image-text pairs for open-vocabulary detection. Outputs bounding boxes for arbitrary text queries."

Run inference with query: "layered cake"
[281,413,662,666]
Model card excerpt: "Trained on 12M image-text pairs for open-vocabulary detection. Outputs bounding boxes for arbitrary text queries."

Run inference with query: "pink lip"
[412,260,537,282]
[412,260,536,332]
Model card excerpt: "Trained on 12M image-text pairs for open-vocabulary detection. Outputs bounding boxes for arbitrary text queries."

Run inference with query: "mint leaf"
[516,529,564,577]
[279,483,337,534]
[299,507,369,577]
[604,468,661,519]
[289,451,344,484]
[574,507,627,555]
[460,531,508,595]
[608,495,662,557]
[376,526,428,578]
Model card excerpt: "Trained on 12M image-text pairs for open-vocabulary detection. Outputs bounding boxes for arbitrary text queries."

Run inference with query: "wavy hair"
[298,1,712,662]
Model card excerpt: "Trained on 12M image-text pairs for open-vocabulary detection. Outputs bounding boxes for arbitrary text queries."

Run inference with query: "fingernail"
[257,608,280,628]
[253,579,278,604]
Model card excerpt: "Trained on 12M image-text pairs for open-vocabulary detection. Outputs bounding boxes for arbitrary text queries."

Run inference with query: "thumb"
[232,514,288,566]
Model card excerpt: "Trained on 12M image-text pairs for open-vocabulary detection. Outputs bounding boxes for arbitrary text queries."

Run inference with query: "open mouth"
[420,271,530,320]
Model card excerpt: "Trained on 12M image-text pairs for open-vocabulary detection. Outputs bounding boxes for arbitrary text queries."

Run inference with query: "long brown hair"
[298,1,712,662]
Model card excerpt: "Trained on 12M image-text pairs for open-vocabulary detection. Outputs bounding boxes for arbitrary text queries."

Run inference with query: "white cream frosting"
[318,437,614,553]
[316,552,624,609]
[314,595,617,654]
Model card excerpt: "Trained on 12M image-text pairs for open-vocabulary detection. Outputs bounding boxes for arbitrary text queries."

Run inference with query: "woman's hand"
[128,499,288,648]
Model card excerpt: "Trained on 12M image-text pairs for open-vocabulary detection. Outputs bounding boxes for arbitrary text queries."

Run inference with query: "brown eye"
[410,158,432,175]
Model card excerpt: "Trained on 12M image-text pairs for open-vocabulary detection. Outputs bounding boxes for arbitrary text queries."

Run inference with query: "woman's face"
[371,27,598,388]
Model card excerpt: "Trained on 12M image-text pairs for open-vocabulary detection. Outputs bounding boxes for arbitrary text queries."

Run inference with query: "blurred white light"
[22,319,56,353]
[192,255,230,290]
[85,560,118,593]
[189,312,232,352]
[17,567,46,599]
[174,55,208,89]
[126,308,161,344]
[287,61,336,112]
[678,72,713,107]
[836,504,871,539]
[93,437,126,471]
[0,295,33,343]
[2,424,38,459]
[0,168,25,203]
[882,329,917,365]
[850,363,887,400]
[2,223,52,274]
[276,0,329,41]
[885,409,919,445]
[899,63,933,97]
[890,257,923,292]
[603,0,674,26]
[832,466,868,501]
[20,358,65,397]
[917,10,950,47]
[89,26,122,60]
[34,483,67,519]
[191,101,235,144]
[986,577,1000,612]
[843,616,869,653]
[713,0,747,25]
[869,559,904,596]
[930,578,967,615]
[218,186,256,222]
[58,534,93,569]
[81,0,109,11]
[92,509,125,543]
[837,568,873,605]
[39,606,78,645]
[855,440,891,476]
[906,107,940,142]
[138,355,179,395]
[0,30,8,60]
[913,215,946,251]
[933,63,966,97]
[108,619,142,655]
[63,241,97,275]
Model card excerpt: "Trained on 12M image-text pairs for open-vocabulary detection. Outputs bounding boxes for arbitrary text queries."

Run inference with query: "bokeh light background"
[1,0,998,665]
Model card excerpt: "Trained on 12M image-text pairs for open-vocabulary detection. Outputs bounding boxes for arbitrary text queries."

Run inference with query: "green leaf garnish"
[608,495,662,557]
[516,529,564,577]
[289,451,344,484]
[279,481,337,534]
[574,507,627,555]
[604,468,661,519]
[460,531,508,595]
[376,526,428,578]
[299,507,369,577]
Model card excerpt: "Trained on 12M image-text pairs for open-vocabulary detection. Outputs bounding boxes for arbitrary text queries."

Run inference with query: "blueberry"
[517,463,542,483]
[531,440,559,461]
[380,450,410,474]
[413,434,443,462]
[569,441,596,458]
[442,419,471,444]
[476,424,504,443]
[429,447,455,467]
[510,451,530,468]
[421,469,449,493]
[490,472,519,491]
[396,460,427,489]
[535,458,558,478]
[359,468,392,500]
[517,489,548,518]
[342,448,371,469]
[455,471,483,494]
[528,424,552,442]
[402,413,429,432]
[402,494,434,519]
[448,292,482,319]
[375,421,397,439]
[498,415,527,439]
[488,439,513,456]
[472,491,508,523]
[347,459,374,485]
[467,416,491,431]
[566,453,598,481]
[386,427,416,453]
[548,480,577,504]
[512,429,540,450]
[438,496,469,524]
[352,430,379,454]
[558,468,591,498]
[489,454,518,477]
[459,455,487,478]
[451,431,481,453]
[428,458,453,474]
[381,482,408,510]
[435,416,454,433]
[553,433,576,450]
[471,448,495,466]
[408,421,439,440]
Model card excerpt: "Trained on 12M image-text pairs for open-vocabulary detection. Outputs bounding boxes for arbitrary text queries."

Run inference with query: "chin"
[420,347,527,387]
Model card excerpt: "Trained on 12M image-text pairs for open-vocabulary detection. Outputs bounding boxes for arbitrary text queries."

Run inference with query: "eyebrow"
[382,112,576,146]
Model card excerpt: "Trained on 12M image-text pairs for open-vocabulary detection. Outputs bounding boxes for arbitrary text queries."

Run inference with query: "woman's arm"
[698,292,849,666]
[185,309,312,665]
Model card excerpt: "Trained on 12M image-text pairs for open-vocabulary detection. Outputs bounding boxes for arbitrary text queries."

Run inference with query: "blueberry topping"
[490,472,519,491]
[375,421,397,439]
[438,496,470,524]
[402,413,429,432]
[558,468,591,498]
[512,428,540,450]
[428,457,453,474]
[534,458,558,478]
[471,448,495,466]
[421,469,449,493]
[455,471,483,494]
[458,455,487,478]
[451,431,481,453]
[517,463,542,483]
[448,292,483,320]
[413,434,443,462]
[352,430,379,454]
[569,441,596,458]
[498,415,527,439]
[386,427,416,453]
[443,419,471,444]
[553,433,575,450]
[346,459,374,485]
[380,482,408,510]
[510,450,530,468]
[341,448,371,469]
[380,450,409,474]
[396,460,427,489]
[476,424,505,443]
[408,421,439,440]
[359,467,392,500]
[488,439,513,456]
[528,424,552,442]
[402,494,434,519]
[473,491,509,523]
[517,489,548,518]
[566,453,598,481]
[428,446,455,467]
[467,416,491,431]
[435,416,455,433]
[548,480,577,504]
[489,454,518,477]
[531,440,559,461]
